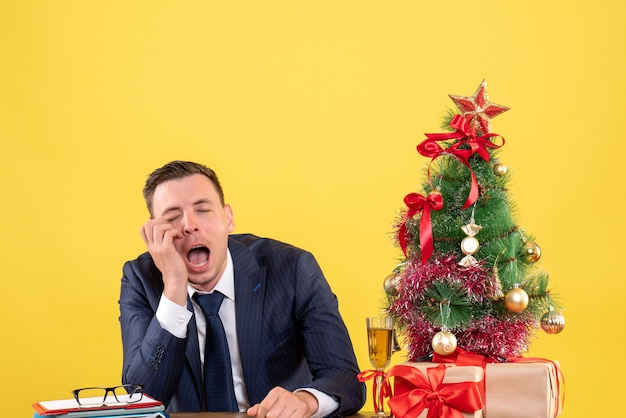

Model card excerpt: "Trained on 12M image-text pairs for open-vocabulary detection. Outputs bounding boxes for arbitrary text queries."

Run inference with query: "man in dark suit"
[119,160,365,417]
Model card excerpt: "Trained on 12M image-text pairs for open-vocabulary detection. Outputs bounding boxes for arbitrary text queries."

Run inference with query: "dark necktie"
[194,292,238,412]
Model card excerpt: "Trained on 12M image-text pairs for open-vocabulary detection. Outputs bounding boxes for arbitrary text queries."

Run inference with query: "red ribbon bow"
[357,370,392,414]
[398,192,444,264]
[387,364,484,418]
[417,114,504,209]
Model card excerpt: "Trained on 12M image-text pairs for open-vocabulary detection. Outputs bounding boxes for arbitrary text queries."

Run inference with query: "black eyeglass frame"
[72,384,145,406]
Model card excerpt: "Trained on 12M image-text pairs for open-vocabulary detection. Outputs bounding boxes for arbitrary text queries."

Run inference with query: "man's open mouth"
[186,245,210,268]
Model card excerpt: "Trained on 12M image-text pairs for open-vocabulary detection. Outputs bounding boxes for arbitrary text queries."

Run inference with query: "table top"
[169,412,372,418]
[169,413,248,418]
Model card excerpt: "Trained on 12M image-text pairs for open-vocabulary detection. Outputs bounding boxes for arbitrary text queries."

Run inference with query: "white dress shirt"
[155,250,337,417]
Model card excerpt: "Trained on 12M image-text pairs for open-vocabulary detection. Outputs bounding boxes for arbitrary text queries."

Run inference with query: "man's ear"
[225,204,235,233]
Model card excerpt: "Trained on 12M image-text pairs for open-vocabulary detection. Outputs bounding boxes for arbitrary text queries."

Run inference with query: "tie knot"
[194,292,225,316]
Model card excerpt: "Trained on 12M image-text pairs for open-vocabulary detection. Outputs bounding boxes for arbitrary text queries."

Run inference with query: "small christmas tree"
[386,80,565,361]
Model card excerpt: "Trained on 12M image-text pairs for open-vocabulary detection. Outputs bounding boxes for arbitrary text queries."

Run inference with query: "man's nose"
[181,213,199,234]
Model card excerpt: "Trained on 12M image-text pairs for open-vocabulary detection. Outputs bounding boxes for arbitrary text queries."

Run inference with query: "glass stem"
[375,372,385,415]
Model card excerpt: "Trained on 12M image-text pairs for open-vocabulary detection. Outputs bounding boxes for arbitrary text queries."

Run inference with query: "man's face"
[150,173,234,290]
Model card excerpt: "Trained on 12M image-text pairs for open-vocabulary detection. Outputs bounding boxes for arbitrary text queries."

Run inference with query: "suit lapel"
[229,238,266,401]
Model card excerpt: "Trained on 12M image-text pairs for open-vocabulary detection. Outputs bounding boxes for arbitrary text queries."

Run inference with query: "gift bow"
[398,191,443,264]
[387,364,483,418]
[417,114,504,209]
[357,370,392,414]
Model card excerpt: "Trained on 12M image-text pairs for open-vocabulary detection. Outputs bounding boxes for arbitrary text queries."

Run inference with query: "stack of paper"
[32,393,166,418]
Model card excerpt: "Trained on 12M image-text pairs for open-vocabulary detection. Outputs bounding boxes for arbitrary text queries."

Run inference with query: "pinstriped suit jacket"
[119,234,366,416]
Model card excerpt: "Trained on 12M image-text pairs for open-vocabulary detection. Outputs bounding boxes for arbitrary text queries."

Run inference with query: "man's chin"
[187,273,218,291]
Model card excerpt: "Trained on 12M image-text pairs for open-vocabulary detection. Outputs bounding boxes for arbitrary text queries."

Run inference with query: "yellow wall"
[1,1,624,416]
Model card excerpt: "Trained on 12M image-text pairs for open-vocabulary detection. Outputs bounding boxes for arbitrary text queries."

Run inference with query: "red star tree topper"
[449,79,510,135]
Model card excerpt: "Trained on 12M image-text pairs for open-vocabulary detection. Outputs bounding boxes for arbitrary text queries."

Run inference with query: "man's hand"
[247,387,318,418]
[140,217,188,306]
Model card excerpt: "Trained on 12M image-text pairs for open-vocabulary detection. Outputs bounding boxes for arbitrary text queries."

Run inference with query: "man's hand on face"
[140,217,189,306]
[247,387,318,418]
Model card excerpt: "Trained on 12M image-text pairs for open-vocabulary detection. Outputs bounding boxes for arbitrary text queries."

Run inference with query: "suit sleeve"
[118,258,190,407]
[294,251,366,416]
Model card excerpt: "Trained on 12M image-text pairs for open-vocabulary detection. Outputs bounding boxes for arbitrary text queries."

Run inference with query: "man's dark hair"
[143,160,225,216]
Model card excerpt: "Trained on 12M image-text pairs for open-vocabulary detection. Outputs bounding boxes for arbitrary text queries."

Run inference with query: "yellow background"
[1,1,624,416]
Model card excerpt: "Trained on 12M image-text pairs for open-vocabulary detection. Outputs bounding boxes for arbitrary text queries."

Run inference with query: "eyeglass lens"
[75,385,143,406]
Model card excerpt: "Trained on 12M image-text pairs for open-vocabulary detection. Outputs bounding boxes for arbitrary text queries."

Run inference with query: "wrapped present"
[431,348,564,418]
[387,362,485,418]
[485,360,563,418]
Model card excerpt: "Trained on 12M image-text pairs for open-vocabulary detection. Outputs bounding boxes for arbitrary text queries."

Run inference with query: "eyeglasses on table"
[72,384,144,407]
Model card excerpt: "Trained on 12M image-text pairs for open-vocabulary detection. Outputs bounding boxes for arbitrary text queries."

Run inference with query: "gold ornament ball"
[432,330,457,355]
[494,162,508,176]
[523,241,542,263]
[541,310,566,334]
[383,273,401,296]
[504,286,529,312]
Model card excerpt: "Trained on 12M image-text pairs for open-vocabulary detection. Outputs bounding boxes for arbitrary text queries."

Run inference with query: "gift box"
[387,362,485,418]
[485,360,562,418]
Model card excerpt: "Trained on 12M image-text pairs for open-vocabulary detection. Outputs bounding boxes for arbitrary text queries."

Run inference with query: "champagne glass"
[366,316,393,418]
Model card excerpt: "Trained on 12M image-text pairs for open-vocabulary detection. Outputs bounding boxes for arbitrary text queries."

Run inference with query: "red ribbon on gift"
[387,364,484,418]
[398,191,444,264]
[357,369,392,414]
[432,346,498,366]
[417,114,504,209]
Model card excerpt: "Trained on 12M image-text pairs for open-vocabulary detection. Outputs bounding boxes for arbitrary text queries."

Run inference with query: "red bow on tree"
[417,114,504,209]
[398,191,443,264]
